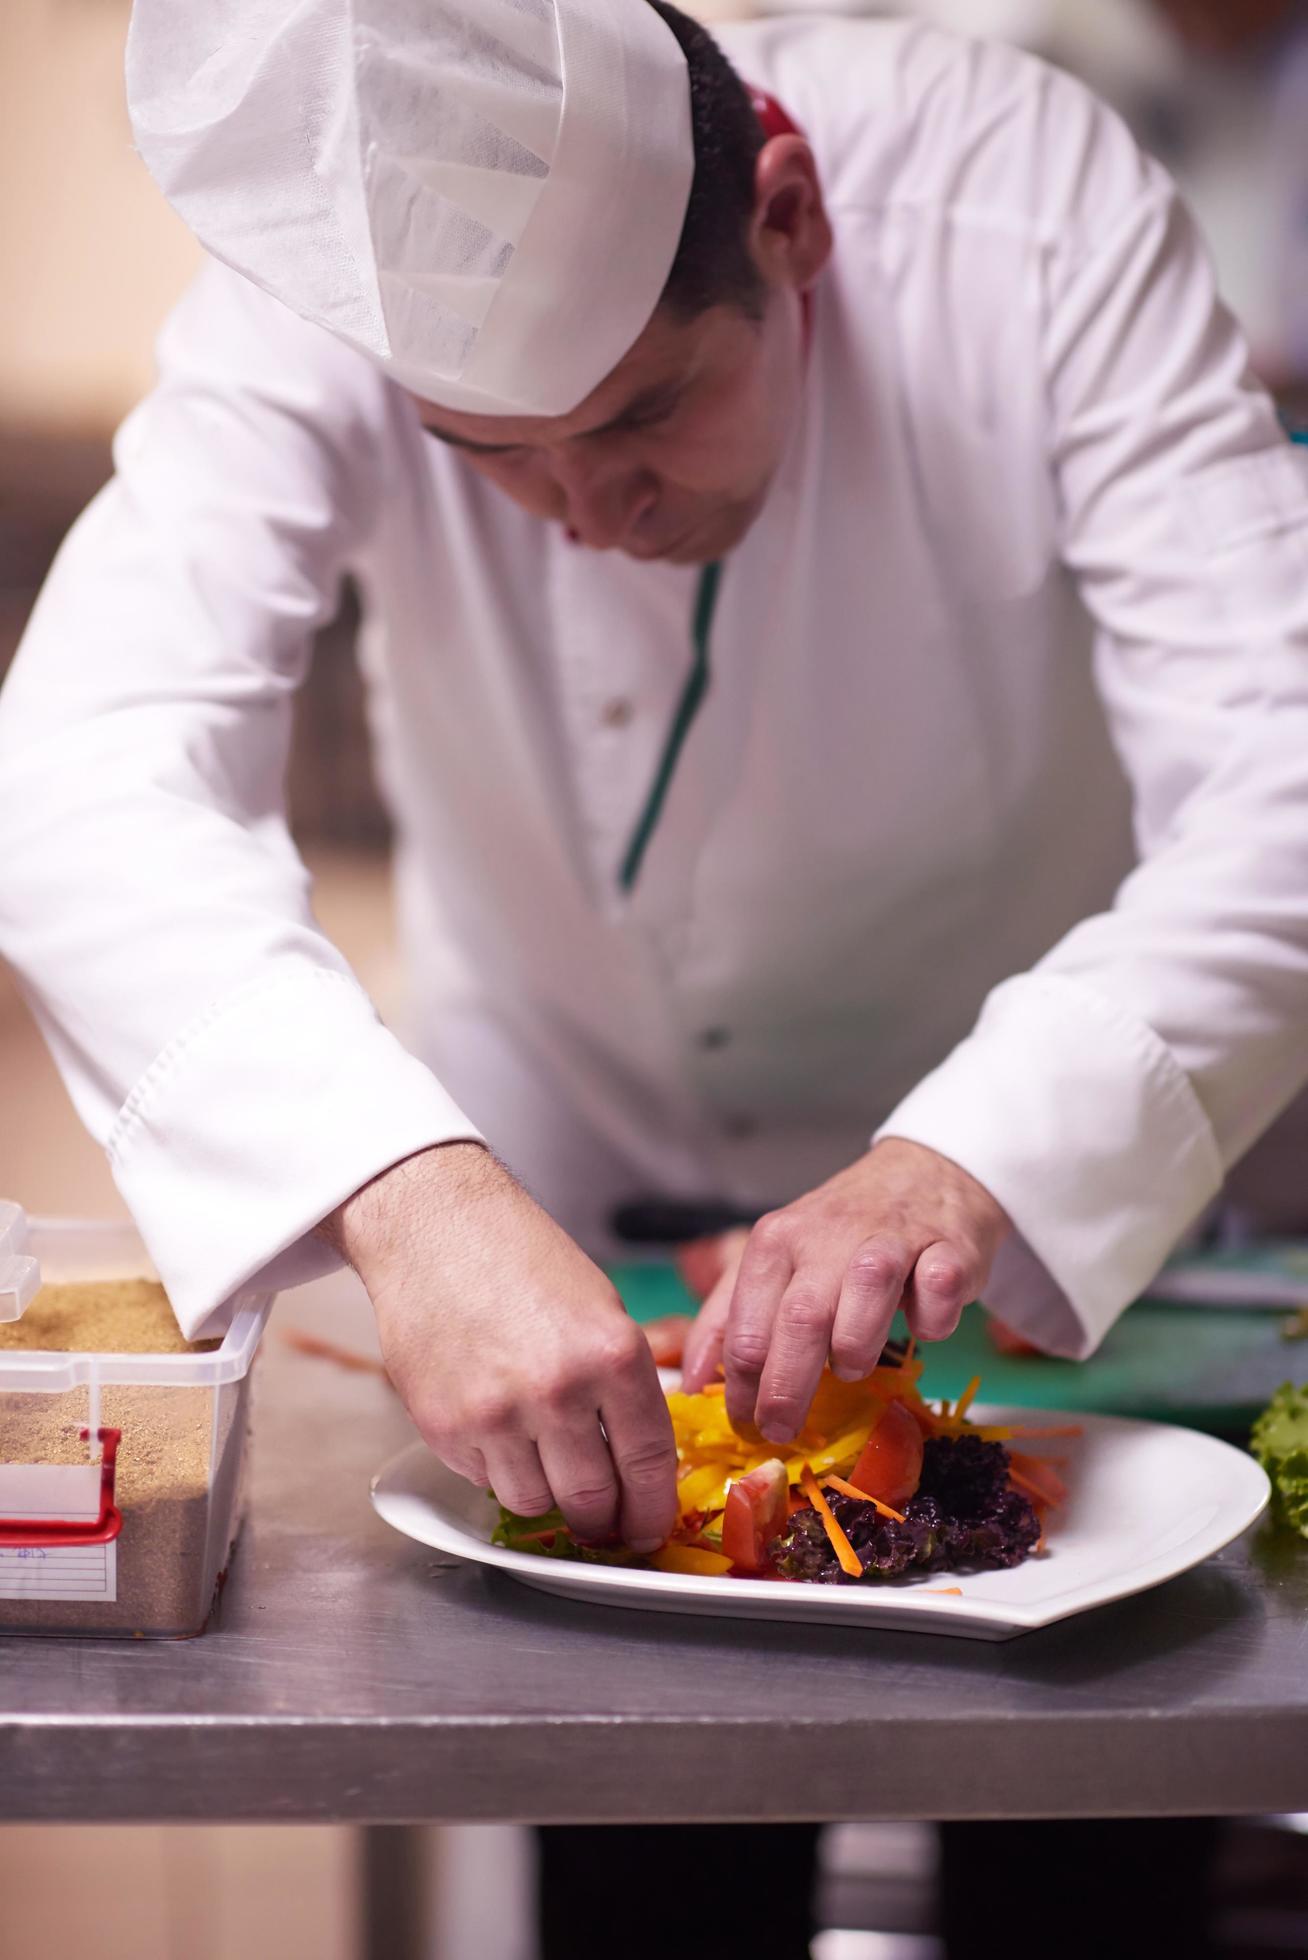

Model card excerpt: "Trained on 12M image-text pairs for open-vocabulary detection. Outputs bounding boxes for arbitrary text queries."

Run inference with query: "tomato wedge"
[987,1316,1042,1358]
[640,1315,693,1367]
[720,1459,790,1574]
[849,1399,924,1510]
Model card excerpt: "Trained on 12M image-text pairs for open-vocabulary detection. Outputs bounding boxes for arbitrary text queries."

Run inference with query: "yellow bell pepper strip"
[676,1462,730,1514]
[799,1463,864,1579]
[651,1543,734,1577]
[800,1426,875,1480]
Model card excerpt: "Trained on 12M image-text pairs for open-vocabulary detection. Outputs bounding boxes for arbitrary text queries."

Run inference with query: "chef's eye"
[626,404,677,434]
[421,426,530,460]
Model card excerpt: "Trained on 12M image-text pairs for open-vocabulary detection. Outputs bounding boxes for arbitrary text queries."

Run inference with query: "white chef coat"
[809,0,1308,385]
[3,19,1308,1357]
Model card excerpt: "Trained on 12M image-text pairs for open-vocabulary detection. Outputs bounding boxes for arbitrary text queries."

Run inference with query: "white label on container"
[0,1464,117,1602]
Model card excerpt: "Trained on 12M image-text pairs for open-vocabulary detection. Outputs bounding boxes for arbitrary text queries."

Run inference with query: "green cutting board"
[610,1263,1303,1436]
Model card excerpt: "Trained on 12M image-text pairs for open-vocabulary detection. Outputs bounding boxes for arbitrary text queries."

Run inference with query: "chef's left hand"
[680,1139,1010,1442]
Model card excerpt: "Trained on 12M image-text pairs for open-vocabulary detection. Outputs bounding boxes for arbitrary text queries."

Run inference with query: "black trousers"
[538,1823,822,1960]
[538,1818,1221,1960]
[938,1817,1221,1960]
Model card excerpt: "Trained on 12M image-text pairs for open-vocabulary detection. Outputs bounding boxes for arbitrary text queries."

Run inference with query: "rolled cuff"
[873,973,1223,1359]
[107,964,484,1337]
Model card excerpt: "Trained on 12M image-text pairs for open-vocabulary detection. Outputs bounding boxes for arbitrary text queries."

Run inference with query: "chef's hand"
[680,1139,1009,1442]
[320,1143,678,1552]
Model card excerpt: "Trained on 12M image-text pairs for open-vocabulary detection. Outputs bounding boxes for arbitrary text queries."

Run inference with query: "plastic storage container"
[0,1216,271,1638]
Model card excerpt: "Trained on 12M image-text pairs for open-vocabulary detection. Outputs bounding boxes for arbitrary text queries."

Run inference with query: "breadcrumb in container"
[0,1280,248,1638]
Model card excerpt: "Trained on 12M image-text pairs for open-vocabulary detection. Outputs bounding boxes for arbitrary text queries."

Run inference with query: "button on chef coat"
[3,19,1308,1355]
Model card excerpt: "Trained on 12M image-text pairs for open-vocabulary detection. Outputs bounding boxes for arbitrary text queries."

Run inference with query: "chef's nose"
[550,446,659,551]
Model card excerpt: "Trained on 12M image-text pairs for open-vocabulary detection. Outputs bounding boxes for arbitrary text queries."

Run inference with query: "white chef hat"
[125,0,695,417]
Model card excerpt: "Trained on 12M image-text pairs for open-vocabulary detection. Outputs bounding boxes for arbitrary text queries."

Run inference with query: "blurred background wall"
[0,0,193,680]
[0,0,197,439]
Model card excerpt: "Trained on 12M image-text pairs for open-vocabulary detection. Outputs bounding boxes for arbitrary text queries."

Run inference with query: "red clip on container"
[0,1218,271,1638]
[0,1426,122,1550]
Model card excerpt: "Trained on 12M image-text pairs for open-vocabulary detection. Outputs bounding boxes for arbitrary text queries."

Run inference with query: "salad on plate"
[493,1338,1077,1587]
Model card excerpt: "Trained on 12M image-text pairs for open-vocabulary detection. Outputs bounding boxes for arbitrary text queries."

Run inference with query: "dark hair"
[648,1,767,320]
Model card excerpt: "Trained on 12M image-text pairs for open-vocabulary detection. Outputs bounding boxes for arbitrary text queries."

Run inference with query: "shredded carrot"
[700,1383,725,1398]
[952,1375,982,1422]
[823,1474,906,1523]
[800,1463,863,1578]
[922,1586,963,1596]
[1011,1466,1074,1505]
[1009,1450,1069,1506]
[1009,1466,1058,1509]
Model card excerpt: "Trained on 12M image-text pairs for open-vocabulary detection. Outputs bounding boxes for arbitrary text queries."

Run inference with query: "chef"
[3,0,1308,1567]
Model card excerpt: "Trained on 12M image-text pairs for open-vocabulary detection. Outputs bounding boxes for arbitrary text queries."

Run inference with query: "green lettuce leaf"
[1250,1384,1308,1537]
[491,1504,574,1557]
[491,1503,640,1565]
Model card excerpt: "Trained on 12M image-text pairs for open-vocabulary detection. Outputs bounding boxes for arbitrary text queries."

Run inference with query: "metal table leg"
[360,1823,429,1960]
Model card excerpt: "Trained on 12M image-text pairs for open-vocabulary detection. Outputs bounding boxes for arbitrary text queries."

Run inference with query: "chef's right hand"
[319,1142,678,1552]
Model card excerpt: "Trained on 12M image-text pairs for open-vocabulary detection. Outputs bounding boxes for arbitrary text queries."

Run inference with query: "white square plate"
[370,1406,1270,1641]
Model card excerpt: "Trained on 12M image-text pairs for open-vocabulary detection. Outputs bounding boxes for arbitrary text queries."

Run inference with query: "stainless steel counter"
[3,1270,1307,1825]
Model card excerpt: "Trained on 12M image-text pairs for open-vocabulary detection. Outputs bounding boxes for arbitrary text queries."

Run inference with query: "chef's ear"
[748,136,833,294]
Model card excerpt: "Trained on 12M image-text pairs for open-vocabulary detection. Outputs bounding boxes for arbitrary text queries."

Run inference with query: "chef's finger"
[418,1426,488,1490]
[905,1239,975,1341]
[721,1219,795,1432]
[537,1419,621,1545]
[482,1438,555,1519]
[753,1264,845,1444]
[680,1281,731,1392]
[680,1237,749,1390]
[599,1363,679,1552]
[829,1234,914,1380]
